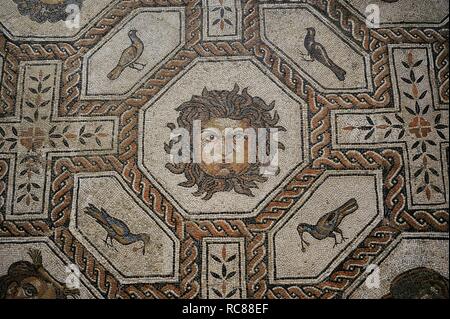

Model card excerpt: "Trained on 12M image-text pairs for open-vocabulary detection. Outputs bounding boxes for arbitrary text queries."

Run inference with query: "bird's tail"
[107,65,124,80]
[330,63,346,81]
[338,198,358,217]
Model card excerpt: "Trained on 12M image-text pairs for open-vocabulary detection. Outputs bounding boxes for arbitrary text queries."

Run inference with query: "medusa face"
[164,85,286,200]
[199,117,252,178]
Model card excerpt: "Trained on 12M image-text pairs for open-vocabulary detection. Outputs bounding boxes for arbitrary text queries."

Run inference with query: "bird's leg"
[299,234,310,253]
[334,227,348,243]
[130,63,145,71]
[134,61,146,68]
[298,50,314,62]
[329,233,339,248]
[107,237,118,252]
[103,235,110,247]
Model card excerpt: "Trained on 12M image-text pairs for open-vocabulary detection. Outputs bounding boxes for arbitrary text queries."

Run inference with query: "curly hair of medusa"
[164,84,286,200]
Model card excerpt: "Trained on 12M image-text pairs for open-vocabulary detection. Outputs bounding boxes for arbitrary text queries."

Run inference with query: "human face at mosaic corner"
[199,117,253,178]
[5,276,58,299]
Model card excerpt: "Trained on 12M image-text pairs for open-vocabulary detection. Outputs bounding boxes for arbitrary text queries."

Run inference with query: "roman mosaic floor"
[0,0,448,299]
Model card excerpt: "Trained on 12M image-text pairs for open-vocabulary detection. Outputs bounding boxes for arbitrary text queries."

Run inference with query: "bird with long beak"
[84,204,159,255]
[297,198,358,252]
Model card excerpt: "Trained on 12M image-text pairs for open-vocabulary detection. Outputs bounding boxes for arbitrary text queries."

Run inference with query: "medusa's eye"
[202,130,220,143]
[206,134,217,142]
[22,283,38,297]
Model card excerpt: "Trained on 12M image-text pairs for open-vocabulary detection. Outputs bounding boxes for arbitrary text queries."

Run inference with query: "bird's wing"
[109,222,129,237]
[311,43,332,66]
[317,211,337,229]
[104,216,131,237]
[96,207,131,237]
[118,46,138,68]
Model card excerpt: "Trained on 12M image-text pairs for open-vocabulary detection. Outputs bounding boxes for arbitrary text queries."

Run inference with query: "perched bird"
[84,204,155,255]
[297,198,358,252]
[107,29,146,80]
[303,27,346,81]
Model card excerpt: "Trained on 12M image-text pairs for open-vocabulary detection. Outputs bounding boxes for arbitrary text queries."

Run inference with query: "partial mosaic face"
[13,0,83,23]
[0,249,80,299]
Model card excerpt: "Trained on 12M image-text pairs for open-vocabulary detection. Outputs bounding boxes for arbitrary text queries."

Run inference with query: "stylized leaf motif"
[413,60,423,67]
[418,91,427,99]
[225,271,236,280]
[211,254,222,263]
[210,272,222,280]
[211,288,223,297]
[222,264,227,277]
[225,288,238,299]
[364,129,374,140]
